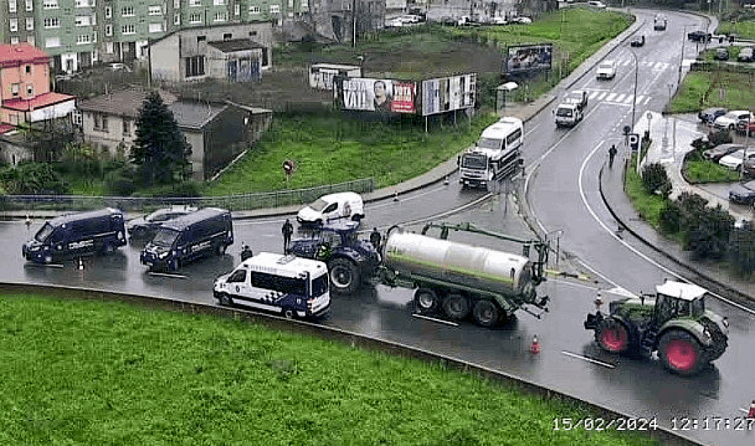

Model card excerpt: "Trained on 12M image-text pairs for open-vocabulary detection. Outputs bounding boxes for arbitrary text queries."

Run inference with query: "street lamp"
[679,24,697,87]
[628,48,638,135]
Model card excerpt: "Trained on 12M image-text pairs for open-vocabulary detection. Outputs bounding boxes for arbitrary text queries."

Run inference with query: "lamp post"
[629,48,638,135]
[679,24,696,87]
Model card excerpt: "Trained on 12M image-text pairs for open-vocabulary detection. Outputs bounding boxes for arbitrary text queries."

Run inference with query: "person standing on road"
[370,227,382,250]
[609,144,618,168]
[748,400,755,418]
[282,219,294,253]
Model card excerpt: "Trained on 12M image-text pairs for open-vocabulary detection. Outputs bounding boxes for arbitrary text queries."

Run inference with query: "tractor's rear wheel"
[658,330,706,376]
[328,258,360,294]
[595,318,630,354]
[472,300,500,328]
[414,288,439,314]
[442,293,470,321]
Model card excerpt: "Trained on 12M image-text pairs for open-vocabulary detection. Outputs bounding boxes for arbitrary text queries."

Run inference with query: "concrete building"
[149,22,272,83]
[76,87,272,179]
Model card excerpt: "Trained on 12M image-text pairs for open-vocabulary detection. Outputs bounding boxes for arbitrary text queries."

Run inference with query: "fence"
[0,178,375,213]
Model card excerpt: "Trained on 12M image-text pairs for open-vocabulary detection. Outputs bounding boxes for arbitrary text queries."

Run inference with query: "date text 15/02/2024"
[553,417,755,431]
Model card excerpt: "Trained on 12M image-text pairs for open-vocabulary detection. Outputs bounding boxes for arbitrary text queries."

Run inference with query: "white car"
[596,60,617,80]
[713,110,755,131]
[297,192,365,225]
[588,0,607,9]
[491,16,508,25]
[719,149,755,170]
[511,16,532,24]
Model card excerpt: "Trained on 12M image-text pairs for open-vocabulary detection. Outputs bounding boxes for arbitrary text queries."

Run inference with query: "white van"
[213,252,331,319]
[297,192,364,225]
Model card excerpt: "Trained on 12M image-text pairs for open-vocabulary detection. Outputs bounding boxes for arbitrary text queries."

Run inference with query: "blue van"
[140,207,233,271]
[22,208,127,264]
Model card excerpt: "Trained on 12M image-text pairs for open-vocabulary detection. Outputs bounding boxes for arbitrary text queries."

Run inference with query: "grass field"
[0,293,661,446]
[671,66,755,113]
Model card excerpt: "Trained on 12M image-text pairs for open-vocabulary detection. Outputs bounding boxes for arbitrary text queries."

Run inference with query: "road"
[3,9,755,446]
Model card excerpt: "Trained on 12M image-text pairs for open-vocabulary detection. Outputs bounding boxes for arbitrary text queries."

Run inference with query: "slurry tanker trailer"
[378,222,551,327]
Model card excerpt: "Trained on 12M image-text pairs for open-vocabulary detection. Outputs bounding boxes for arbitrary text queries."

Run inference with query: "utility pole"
[352,0,357,47]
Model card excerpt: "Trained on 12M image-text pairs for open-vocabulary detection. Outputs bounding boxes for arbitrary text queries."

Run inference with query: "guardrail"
[0,178,375,212]
[0,281,705,446]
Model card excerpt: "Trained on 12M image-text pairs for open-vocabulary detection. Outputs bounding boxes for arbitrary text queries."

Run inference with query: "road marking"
[148,272,188,279]
[27,262,64,268]
[562,351,616,368]
[589,91,599,100]
[412,313,459,326]
[739,408,749,414]
[597,92,607,101]
[549,277,601,291]
[606,93,617,102]
[643,96,651,105]
[615,93,626,103]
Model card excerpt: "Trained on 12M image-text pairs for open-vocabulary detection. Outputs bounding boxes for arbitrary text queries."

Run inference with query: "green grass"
[625,160,666,227]
[671,68,755,113]
[717,19,755,39]
[684,159,742,183]
[0,293,660,446]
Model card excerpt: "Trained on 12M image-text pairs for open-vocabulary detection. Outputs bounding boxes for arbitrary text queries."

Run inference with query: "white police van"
[213,252,331,319]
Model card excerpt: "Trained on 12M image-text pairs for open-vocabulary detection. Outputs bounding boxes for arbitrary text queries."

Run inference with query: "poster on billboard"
[421,74,476,116]
[340,78,417,113]
[504,44,553,75]
[309,64,362,91]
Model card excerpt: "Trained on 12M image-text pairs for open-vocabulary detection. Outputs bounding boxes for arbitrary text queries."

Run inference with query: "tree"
[130,91,192,186]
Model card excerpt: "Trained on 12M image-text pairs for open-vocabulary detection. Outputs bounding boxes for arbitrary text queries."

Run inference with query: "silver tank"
[383,231,535,301]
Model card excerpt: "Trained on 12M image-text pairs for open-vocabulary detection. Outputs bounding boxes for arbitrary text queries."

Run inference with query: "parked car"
[510,16,532,24]
[715,48,729,61]
[630,35,645,47]
[596,60,617,80]
[714,110,755,131]
[728,180,755,205]
[127,205,198,240]
[719,148,755,170]
[743,158,755,176]
[702,143,744,162]
[108,62,132,72]
[738,47,755,62]
[698,107,728,125]
[588,0,607,9]
[737,120,755,135]
[491,16,508,25]
[688,30,712,42]
[297,192,365,226]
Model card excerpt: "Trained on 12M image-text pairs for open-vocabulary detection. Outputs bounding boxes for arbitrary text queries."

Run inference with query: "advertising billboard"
[309,64,362,91]
[504,44,553,75]
[421,74,477,116]
[339,78,417,113]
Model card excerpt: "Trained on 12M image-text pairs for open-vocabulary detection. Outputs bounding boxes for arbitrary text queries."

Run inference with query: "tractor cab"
[653,281,707,324]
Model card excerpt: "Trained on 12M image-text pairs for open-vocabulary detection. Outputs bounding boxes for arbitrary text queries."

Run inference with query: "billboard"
[504,44,553,75]
[421,74,477,116]
[309,64,362,91]
[339,78,417,113]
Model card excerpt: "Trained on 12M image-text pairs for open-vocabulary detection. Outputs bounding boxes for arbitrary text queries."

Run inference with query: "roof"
[655,281,708,301]
[76,88,178,118]
[0,43,50,68]
[242,252,327,276]
[148,21,272,47]
[168,101,227,130]
[2,92,75,112]
[482,118,522,138]
[224,100,272,114]
[160,207,229,231]
[0,124,16,135]
[207,38,263,53]
[49,208,122,226]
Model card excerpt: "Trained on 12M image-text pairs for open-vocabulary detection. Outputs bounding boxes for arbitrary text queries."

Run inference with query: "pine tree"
[130,91,192,186]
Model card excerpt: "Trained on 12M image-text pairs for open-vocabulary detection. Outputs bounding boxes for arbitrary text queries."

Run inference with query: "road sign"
[646,111,653,121]
[628,133,640,152]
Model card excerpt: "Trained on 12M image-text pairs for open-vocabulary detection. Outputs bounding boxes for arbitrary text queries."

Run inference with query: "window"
[234,3,239,15]
[43,0,58,8]
[122,24,135,34]
[189,0,201,6]
[149,23,162,33]
[174,13,180,25]
[123,120,131,136]
[93,31,97,42]
[25,65,31,74]
[105,6,111,17]
[10,37,19,45]
[11,84,19,97]
[44,18,60,28]
[248,5,259,13]
[9,0,16,13]
[148,5,162,14]
[223,33,232,40]
[121,6,134,16]
[214,11,227,21]
[93,113,109,132]
[25,0,32,10]
[92,50,98,61]
[10,19,18,32]
[45,37,61,47]
[76,34,91,44]
[174,0,180,7]
[72,110,82,126]
[106,42,114,53]
[26,84,33,96]
[26,17,34,30]
[75,0,91,7]
[75,16,91,26]
[196,35,206,42]
[105,24,112,35]
[91,14,96,25]
[189,13,201,23]
[227,269,247,284]
[249,30,257,36]
[26,35,35,45]
[213,0,225,4]
[185,55,205,77]
[269,4,279,13]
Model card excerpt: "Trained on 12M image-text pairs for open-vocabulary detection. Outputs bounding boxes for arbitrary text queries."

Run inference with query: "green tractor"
[584,280,729,376]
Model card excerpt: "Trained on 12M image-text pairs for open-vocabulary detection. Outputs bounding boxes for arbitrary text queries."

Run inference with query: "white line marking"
[643,96,651,105]
[562,351,616,368]
[412,313,459,326]
[597,92,607,101]
[148,272,188,279]
[615,94,626,103]
[606,93,617,102]
[589,91,599,100]
[27,262,64,268]
[739,408,749,414]
[549,277,601,291]
[634,95,643,104]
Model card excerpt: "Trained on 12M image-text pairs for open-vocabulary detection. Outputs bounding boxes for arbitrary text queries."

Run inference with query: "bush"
[729,222,755,276]
[0,162,69,195]
[133,181,202,197]
[104,164,138,196]
[690,135,710,152]
[662,192,734,260]
[641,162,671,197]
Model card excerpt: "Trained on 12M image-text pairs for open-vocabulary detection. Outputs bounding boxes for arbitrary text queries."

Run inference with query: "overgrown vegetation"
[0,293,661,446]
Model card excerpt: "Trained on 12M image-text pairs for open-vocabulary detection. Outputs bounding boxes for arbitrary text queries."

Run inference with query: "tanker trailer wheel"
[472,300,500,327]
[658,330,705,376]
[595,318,630,354]
[442,293,470,320]
[414,288,439,314]
[328,258,360,294]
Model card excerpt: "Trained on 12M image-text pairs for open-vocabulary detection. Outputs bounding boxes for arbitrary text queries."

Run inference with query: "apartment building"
[0,0,308,74]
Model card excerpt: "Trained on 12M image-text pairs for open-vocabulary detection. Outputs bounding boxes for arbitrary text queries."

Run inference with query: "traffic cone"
[530,335,540,354]
[393,191,399,202]
[77,257,84,270]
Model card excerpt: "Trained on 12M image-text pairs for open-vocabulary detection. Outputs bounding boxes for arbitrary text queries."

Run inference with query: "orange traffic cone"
[530,335,540,354]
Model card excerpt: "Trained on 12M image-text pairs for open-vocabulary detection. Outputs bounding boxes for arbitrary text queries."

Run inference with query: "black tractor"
[287,221,380,294]
[584,280,729,376]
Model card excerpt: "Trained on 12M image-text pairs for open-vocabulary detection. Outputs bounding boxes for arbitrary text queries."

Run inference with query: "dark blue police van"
[22,208,127,264]
[140,207,233,271]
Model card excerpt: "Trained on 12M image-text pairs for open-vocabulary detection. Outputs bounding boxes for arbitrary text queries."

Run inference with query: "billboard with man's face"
[504,44,553,75]
[338,78,416,113]
[421,74,477,116]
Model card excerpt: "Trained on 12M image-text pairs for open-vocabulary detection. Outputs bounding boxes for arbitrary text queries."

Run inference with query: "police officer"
[370,227,382,250]
[282,219,294,253]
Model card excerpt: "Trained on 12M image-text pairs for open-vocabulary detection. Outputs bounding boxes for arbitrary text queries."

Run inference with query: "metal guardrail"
[0,178,375,212]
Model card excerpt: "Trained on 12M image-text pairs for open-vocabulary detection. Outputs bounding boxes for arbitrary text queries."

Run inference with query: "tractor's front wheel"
[595,318,631,354]
[328,258,360,294]
[658,330,706,376]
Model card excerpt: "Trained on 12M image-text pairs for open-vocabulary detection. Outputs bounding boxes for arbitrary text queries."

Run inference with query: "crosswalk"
[584,90,652,106]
